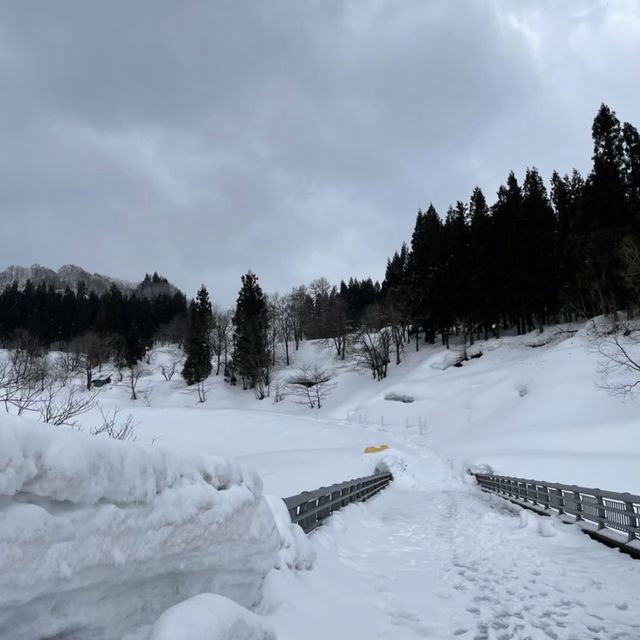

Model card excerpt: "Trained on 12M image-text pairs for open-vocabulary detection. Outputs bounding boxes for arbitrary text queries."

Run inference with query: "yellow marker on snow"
[364,444,389,454]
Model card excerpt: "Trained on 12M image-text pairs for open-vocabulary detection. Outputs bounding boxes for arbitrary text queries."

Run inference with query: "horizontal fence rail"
[473,472,640,557]
[283,471,393,533]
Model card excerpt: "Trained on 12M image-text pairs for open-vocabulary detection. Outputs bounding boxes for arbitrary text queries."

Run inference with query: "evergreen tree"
[468,186,495,336]
[408,204,444,344]
[232,272,268,392]
[623,121,640,227]
[581,104,629,312]
[181,285,214,386]
[551,169,585,316]
[443,201,471,339]
[522,167,558,327]
[491,172,525,331]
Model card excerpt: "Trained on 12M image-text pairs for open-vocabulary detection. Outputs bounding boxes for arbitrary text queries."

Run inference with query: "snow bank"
[264,495,314,570]
[148,594,276,640]
[0,414,280,640]
[369,447,455,491]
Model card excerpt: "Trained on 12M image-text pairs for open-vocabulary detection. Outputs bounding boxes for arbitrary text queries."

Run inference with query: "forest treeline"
[382,103,640,344]
[0,273,188,353]
[1,103,639,394]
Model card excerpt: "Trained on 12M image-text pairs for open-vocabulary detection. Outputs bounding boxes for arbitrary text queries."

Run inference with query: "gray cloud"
[0,0,639,304]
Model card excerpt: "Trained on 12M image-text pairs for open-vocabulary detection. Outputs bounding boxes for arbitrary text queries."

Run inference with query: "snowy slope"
[92,321,640,495]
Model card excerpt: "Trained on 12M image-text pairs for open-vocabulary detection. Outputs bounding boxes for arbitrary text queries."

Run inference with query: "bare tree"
[160,350,183,381]
[38,381,99,426]
[90,405,137,441]
[286,365,335,409]
[161,361,177,381]
[353,307,391,381]
[128,365,143,400]
[327,297,351,361]
[290,285,309,351]
[621,235,640,312]
[212,306,233,375]
[140,384,153,407]
[1,349,99,424]
[598,323,640,398]
[271,376,286,403]
[196,380,208,403]
[0,349,43,414]
[267,294,279,368]
[269,293,295,366]
[54,350,83,386]
[70,331,113,390]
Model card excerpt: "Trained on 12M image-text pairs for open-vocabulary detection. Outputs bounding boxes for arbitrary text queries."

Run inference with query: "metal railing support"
[283,471,393,534]
[472,471,640,559]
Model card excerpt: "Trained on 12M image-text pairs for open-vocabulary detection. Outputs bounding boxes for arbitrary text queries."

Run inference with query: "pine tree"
[491,172,525,331]
[408,204,444,345]
[522,167,558,327]
[551,169,585,317]
[182,285,213,386]
[443,201,470,339]
[468,186,495,337]
[581,104,630,312]
[232,272,268,393]
[623,121,640,227]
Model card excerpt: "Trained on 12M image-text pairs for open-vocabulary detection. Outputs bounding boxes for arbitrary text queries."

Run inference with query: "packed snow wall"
[0,415,280,640]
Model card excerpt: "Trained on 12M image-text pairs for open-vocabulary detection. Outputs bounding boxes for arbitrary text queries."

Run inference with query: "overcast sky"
[1,1,639,305]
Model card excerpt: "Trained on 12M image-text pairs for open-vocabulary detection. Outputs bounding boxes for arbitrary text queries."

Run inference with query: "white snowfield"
[1,320,640,639]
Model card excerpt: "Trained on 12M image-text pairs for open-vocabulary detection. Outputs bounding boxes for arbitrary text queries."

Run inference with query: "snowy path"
[266,484,640,640]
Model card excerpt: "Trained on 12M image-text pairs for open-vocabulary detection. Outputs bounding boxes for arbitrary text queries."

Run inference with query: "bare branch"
[90,405,137,441]
[286,365,335,409]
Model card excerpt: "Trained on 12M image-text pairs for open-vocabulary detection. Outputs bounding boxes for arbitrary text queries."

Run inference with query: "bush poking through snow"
[37,380,99,426]
[90,404,137,441]
[0,350,100,427]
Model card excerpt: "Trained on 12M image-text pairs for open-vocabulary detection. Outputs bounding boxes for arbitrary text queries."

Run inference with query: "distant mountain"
[0,264,180,297]
[135,272,181,298]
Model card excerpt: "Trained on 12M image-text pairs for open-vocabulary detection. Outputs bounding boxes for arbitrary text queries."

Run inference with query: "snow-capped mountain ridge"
[0,264,179,297]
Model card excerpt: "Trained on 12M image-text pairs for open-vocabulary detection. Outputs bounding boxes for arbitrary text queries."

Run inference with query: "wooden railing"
[473,472,640,557]
[283,471,393,533]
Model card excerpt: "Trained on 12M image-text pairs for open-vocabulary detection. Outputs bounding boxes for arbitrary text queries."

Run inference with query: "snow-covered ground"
[97,320,640,495]
[264,482,640,639]
[2,319,640,638]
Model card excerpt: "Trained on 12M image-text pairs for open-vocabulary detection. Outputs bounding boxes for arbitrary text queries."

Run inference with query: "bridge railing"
[283,471,393,533]
[473,472,640,547]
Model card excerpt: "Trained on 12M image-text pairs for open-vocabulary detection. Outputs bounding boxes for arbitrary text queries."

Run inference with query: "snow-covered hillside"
[77,319,639,495]
[2,318,640,639]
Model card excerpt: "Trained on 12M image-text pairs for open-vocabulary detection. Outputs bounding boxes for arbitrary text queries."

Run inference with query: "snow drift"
[148,593,276,640]
[0,414,280,640]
